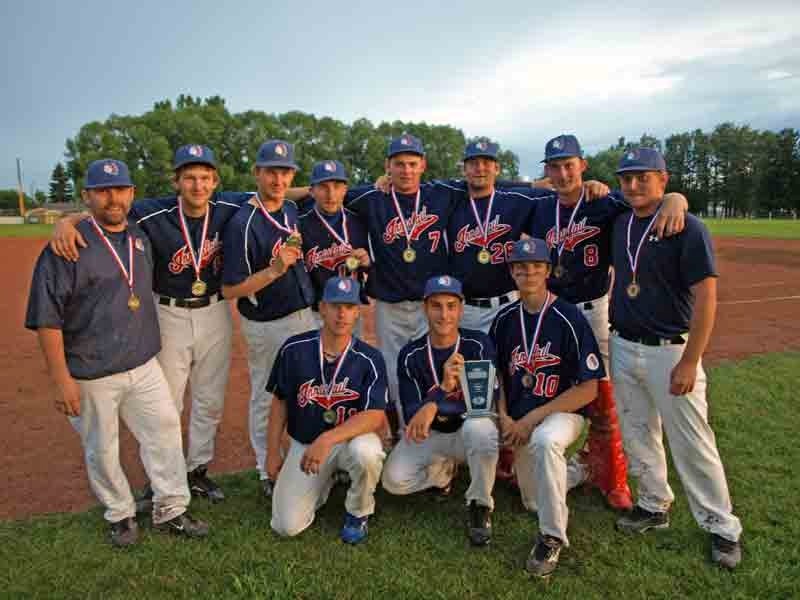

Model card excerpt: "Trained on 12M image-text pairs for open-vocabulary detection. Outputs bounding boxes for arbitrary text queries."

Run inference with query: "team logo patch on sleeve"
[586,353,600,371]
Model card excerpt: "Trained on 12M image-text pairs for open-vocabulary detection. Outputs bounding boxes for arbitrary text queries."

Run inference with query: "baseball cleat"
[109,516,139,548]
[188,466,225,503]
[526,534,563,578]
[710,534,742,570]
[332,470,351,487]
[340,512,369,545]
[467,501,492,546]
[616,505,669,534]
[261,478,275,500]
[154,512,209,539]
[134,483,153,514]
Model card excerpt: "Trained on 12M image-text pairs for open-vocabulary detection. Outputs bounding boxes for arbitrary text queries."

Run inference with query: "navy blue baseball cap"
[507,238,552,264]
[173,144,217,170]
[321,277,361,304]
[423,275,464,300]
[542,134,583,163]
[84,159,134,189]
[464,140,499,161]
[387,134,425,158]
[255,140,298,169]
[616,148,667,174]
[310,160,348,185]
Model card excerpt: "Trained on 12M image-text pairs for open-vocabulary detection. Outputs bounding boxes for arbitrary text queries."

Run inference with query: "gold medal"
[128,294,141,312]
[285,233,302,248]
[402,247,416,263]
[191,279,207,297]
[345,256,360,272]
[627,281,640,299]
[323,409,337,425]
[477,248,491,264]
[553,265,565,279]
[521,373,534,389]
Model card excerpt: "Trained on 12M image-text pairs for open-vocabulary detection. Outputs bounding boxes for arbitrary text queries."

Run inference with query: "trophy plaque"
[459,360,496,419]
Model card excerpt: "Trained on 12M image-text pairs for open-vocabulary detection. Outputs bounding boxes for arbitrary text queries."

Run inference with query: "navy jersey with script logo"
[267,331,388,444]
[444,181,555,299]
[521,190,629,304]
[298,205,369,308]
[610,211,716,339]
[25,220,161,380]
[345,184,456,302]
[222,199,315,321]
[398,328,496,433]
[129,192,251,298]
[490,297,605,420]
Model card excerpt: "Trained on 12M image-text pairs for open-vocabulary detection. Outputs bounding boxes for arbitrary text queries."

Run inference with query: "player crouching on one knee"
[266,277,389,544]
[489,239,606,577]
[381,275,499,546]
[26,159,209,547]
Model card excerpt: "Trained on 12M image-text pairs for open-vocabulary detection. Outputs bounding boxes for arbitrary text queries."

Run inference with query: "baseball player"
[514,134,690,510]
[609,148,742,569]
[26,159,209,546]
[266,277,388,543]
[490,238,606,577]
[50,144,251,505]
[342,135,459,426]
[222,140,317,499]
[381,275,499,546]
[297,160,370,328]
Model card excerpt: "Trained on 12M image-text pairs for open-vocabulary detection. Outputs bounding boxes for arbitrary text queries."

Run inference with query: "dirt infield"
[2,236,798,520]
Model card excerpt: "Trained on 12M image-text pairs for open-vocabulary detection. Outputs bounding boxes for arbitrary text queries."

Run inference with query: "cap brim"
[174,159,217,170]
[615,166,663,174]
[84,182,134,189]
[541,152,582,163]
[464,153,498,161]
[507,256,552,264]
[423,290,465,300]
[255,160,298,169]
[321,297,360,304]
[310,176,348,185]
[387,150,425,158]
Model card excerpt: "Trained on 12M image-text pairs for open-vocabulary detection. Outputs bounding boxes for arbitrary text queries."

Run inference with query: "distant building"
[25,202,82,225]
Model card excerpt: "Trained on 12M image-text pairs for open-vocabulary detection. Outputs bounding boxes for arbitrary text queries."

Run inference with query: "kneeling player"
[266,277,388,544]
[382,275,499,546]
[491,239,605,577]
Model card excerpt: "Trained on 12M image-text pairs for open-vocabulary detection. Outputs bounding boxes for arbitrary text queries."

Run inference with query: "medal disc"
[345,256,360,271]
[477,249,491,264]
[402,247,416,263]
[191,279,207,297]
[521,373,534,389]
[553,265,565,279]
[323,409,337,425]
[127,294,141,312]
[627,282,641,299]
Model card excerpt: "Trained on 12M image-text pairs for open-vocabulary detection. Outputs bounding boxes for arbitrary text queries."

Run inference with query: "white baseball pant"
[578,294,610,373]
[461,292,519,334]
[68,357,191,524]
[374,299,427,425]
[381,417,499,509]
[241,308,316,481]
[513,411,586,546]
[156,297,232,471]
[271,433,386,536]
[610,333,742,542]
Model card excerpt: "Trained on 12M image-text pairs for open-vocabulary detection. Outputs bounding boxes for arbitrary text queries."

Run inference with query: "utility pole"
[16,158,26,217]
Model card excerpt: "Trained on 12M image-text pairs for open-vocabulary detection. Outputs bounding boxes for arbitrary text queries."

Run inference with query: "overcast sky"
[2,0,798,192]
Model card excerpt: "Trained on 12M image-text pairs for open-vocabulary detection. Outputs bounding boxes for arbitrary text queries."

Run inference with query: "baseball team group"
[25,131,743,578]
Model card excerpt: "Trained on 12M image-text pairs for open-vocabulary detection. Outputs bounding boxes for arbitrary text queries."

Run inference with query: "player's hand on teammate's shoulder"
[374,174,391,194]
[405,402,437,443]
[54,375,81,417]
[50,215,88,262]
[653,192,688,239]
[583,180,611,201]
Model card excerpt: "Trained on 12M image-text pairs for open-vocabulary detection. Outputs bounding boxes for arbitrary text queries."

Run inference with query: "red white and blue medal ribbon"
[177,197,210,285]
[625,204,663,284]
[89,217,135,295]
[554,188,585,261]
[313,207,351,249]
[390,185,421,249]
[255,193,294,235]
[318,335,353,407]
[469,190,496,250]
[519,292,553,366]
[426,334,461,388]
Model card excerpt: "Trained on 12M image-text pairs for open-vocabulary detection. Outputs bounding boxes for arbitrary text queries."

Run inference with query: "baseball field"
[1,220,798,598]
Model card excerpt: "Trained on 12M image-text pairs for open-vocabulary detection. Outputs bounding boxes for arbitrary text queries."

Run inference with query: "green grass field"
[1,352,798,599]
[0,223,54,238]
[702,218,800,239]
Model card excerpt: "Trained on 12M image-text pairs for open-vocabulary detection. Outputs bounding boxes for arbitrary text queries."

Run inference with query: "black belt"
[465,294,514,309]
[613,329,686,346]
[159,292,223,309]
